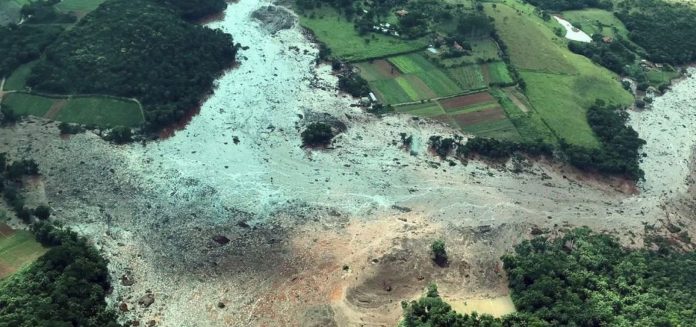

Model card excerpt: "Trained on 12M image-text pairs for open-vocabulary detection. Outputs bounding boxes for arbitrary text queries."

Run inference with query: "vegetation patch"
[439,92,494,110]
[0,223,120,326]
[561,9,629,39]
[388,54,437,74]
[355,60,400,81]
[402,228,696,326]
[0,24,63,78]
[27,0,237,131]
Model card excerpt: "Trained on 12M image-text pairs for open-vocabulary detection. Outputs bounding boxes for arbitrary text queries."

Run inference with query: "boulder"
[138,293,155,307]
[251,6,296,34]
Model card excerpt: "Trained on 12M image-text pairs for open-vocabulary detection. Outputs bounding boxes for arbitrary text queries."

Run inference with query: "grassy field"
[4,61,37,91]
[446,65,487,90]
[646,69,680,86]
[370,79,414,104]
[561,9,629,39]
[55,97,143,127]
[0,223,46,279]
[414,70,461,97]
[1,93,54,117]
[486,1,633,147]
[55,0,106,14]
[1,93,144,127]
[298,7,427,61]
[485,3,576,75]
[486,62,514,84]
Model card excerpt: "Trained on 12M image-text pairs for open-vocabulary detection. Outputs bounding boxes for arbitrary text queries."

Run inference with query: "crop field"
[395,102,445,117]
[388,54,438,74]
[1,93,144,127]
[446,65,487,91]
[355,60,401,81]
[561,9,630,39]
[4,61,37,91]
[360,53,462,104]
[0,223,46,279]
[298,7,427,61]
[484,62,514,84]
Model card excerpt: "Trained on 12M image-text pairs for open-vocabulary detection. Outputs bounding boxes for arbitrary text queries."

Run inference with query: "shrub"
[108,126,133,144]
[431,240,448,266]
[301,123,334,147]
[34,205,51,220]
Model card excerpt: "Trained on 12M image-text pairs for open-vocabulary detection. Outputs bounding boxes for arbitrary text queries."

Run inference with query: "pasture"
[486,1,633,147]
[485,3,576,75]
[1,93,144,127]
[298,7,427,61]
[0,223,46,279]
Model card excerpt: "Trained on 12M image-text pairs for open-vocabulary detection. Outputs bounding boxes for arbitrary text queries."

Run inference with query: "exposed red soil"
[0,223,15,237]
[158,106,202,139]
[452,107,506,127]
[440,92,495,110]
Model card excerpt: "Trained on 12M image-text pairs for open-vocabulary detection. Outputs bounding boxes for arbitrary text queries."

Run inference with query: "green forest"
[24,0,237,130]
[0,24,63,77]
[0,223,120,327]
[402,228,696,326]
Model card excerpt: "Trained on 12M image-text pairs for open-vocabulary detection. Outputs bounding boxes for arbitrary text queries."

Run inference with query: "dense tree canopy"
[0,24,63,77]
[523,0,612,11]
[27,0,237,130]
[0,223,120,327]
[402,228,696,326]
[562,101,645,180]
[158,0,227,21]
[616,0,696,64]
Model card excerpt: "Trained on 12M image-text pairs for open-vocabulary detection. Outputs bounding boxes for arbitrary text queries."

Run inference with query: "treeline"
[0,24,63,77]
[490,30,525,89]
[523,0,612,11]
[402,228,696,326]
[428,102,644,180]
[20,0,76,24]
[0,223,120,327]
[158,0,227,21]
[27,0,237,131]
[616,0,696,64]
[568,37,636,75]
[562,101,645,180]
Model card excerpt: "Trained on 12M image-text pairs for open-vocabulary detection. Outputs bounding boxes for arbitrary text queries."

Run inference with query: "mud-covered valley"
[1,0,695,326]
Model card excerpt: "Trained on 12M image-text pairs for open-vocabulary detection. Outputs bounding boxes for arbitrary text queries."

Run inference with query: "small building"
[396,9,409,16]
[453,41,464,51]
[602,36,613,44]
[369,92,377,102]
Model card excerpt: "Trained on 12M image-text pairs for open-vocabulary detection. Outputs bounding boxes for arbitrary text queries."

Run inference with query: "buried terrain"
[0,0,696,326]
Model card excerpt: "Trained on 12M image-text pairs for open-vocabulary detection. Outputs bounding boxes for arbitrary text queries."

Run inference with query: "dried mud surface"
[0,0,695,326]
